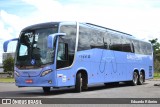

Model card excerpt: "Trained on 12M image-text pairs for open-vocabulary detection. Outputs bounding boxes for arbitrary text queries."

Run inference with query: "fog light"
[48,80,52,84]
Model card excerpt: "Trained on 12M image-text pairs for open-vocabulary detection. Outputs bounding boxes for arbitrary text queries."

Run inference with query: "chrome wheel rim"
[133,72,138,84]
[140,73,144,83]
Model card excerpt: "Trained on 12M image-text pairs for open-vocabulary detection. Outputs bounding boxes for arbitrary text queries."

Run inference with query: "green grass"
[0,78,15,83]
[154,72,160,79]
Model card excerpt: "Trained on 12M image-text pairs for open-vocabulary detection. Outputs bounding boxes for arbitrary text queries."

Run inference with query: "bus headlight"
[41,69,53,77]
[14,71,20,77]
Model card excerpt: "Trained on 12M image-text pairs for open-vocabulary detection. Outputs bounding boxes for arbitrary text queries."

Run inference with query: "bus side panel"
[76,49,105,84]
[113,51,134,81]
[114,51,153,81]
[56,68,75,87]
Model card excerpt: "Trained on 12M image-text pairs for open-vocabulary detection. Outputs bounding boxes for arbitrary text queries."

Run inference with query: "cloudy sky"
[0,0,160,63]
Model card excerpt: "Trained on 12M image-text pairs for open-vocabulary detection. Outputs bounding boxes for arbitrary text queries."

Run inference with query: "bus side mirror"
[47,33,66,49]
[3,38,18,52]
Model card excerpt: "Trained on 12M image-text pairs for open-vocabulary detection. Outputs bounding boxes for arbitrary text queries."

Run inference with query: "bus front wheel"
[75,73,82,92]
[43,87,50,93]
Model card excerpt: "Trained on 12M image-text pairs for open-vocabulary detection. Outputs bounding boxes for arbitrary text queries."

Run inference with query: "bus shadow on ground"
[83,82,148,92]
[0,82,148,97]
[21,82,149,96]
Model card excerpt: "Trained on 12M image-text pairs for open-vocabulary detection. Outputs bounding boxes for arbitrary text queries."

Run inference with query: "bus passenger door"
[56,42,69,69]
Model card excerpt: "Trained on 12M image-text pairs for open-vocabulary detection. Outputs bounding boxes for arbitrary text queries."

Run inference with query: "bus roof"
[21,22,60,32]
[20,21,151,44]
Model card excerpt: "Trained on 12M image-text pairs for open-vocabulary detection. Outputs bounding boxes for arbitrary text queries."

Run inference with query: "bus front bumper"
[15,75,56,87]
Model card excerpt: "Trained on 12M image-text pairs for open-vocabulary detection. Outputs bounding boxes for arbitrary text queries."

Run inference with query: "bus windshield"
[16,28,56,67]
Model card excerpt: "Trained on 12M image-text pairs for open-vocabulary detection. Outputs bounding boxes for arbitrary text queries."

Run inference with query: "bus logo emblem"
[31,59,35,65]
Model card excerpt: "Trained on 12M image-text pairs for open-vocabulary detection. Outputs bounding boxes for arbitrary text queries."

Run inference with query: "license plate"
[25,79,33,83]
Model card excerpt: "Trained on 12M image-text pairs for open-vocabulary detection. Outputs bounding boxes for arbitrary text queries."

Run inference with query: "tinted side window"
[78,26,91,51]
[140,42,152,55]
[121,35,132,52]
[59,25,76,66]
[133,40,141,54]
[90,29,104,49]
[109,32,122,51]
[146,43,152,55]
[140,42,146,54]
[60,25,76,53]
[78,25,105,51]
[103,32,111,49]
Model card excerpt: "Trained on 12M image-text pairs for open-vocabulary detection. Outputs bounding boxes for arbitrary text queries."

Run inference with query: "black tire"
[75,73,82,92]
[138,72,144,85]
[131,72,138,86]
[82,74,88,90]
[43,87,50,93]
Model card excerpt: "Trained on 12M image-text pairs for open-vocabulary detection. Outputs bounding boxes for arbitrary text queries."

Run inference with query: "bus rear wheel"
[75,73,82,92]
[138,72,144,85]
[131,72,138,86]
[43,87,50,93]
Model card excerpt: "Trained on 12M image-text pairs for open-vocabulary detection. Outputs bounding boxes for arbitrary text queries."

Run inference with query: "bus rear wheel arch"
[75,70,88,92]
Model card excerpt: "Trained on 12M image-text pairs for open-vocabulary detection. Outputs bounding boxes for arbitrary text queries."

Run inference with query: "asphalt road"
[0,80,160,98]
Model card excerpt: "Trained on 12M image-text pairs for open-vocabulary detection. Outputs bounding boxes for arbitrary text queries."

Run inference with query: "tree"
[149,38,160,51]
[149,38,160,72]
[3,57,14,75]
